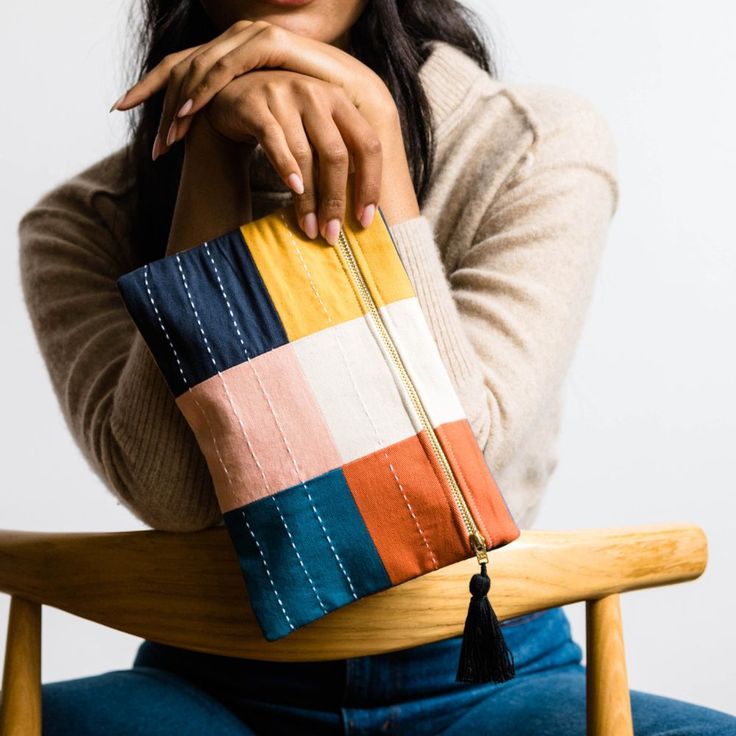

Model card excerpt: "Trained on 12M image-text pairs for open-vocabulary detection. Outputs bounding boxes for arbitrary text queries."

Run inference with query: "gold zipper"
[335,226,489,566]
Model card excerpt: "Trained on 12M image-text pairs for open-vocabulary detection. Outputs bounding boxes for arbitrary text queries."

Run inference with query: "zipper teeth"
[336,228,487,562]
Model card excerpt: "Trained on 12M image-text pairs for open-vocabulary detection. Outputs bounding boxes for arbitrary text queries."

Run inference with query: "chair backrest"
[0,522,706,660]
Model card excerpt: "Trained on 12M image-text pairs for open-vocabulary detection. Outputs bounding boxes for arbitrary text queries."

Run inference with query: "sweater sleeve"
[387,91,619,476]
[18,165,223,531]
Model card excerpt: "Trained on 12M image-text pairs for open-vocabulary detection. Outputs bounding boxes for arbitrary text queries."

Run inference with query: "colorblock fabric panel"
[175,343,342,512]
[335,211,416,309]
[342,431,470,585]
[291,314,417,465]
[116,230,288,397]
[241,206,416,343]
[378,297,467,428]
[435,420,522,549]
[223,467,392,641]
[241,208,363,341]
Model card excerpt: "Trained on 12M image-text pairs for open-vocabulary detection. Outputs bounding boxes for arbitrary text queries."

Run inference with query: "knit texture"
[17,40,618,532]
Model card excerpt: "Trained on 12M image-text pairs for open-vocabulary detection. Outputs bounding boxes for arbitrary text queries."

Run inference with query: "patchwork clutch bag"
[116,180,521,683]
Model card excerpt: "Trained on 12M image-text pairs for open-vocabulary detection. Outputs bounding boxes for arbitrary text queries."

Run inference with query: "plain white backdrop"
[1,0,734,715]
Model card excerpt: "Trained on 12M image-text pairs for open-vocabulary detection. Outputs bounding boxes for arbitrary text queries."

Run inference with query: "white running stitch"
[243,513,294,630]
[174,253,270,492]
[271,496,327,612]
[280,214,440,570]
[174,254,296,627]
[142,265,233,489]
[202,241,341,606]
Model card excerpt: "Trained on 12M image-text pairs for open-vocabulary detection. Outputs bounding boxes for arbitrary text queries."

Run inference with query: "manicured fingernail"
[109,92,127,112]
[177,98,193,117]
[151,133,161,161]
[303,212,318,239]
[359,203,375,228]
[287,172,304,194]
[324,218,340,245]
[166,121,177,147]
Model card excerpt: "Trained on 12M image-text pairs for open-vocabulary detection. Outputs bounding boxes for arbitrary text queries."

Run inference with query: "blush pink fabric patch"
[176,343,341,511]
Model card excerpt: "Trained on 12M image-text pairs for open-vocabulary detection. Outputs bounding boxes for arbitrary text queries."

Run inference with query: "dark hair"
[122,0,496,267]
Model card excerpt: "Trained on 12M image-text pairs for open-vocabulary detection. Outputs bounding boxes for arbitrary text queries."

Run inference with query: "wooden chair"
[0,522,707,736]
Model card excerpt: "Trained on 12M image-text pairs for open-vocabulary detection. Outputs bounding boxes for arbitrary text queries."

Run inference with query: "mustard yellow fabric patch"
[241,208,361,340]
[241,205,414,341]
[340,211,415,309]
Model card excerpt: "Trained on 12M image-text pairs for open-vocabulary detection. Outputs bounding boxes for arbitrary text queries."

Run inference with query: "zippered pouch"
[116,185,521,683]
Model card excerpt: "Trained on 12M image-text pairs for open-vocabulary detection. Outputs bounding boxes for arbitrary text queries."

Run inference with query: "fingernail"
[177,98,193,117]
[109,92,127,113]
[287,172,304,194]
[151,133,161,161]
[324,218,340,246]
[166,120,177,147]
[359,203,375,228]
[303,212,318,239]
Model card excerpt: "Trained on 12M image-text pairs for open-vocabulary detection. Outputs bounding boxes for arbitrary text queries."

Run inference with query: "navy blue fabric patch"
[116,228,288,397]
[223,468,392,641]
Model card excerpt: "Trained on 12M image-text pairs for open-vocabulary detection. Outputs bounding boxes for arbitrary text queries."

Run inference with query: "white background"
[1,0,734,715]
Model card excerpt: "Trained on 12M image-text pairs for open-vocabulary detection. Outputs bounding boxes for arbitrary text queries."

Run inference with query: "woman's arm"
[17,152,224,531]
[16,63,418,532]
[384,89,619,475]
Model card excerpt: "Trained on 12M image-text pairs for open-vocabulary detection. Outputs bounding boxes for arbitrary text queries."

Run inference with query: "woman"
[17,0,736,734]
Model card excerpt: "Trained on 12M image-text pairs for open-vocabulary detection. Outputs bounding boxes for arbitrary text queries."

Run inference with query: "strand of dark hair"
[121,0,496,268]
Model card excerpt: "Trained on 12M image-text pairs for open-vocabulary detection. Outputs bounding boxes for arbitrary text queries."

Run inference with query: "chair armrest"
[0,522,707,660]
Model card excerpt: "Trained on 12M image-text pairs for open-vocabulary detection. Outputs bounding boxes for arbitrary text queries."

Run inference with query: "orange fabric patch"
[434,420,521,548]
[342,433,469,585]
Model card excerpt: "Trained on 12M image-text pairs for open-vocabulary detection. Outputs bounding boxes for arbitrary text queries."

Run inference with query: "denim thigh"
[128,605,582,735]
[40,665,254,736]
[329,607,736,735]
[440,664,736,736]
[41,605,735,735]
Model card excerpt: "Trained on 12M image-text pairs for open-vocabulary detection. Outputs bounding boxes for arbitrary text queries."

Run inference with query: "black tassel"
[456,561,516,684]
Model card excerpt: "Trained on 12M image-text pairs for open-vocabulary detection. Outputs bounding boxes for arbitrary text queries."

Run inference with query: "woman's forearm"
[166,116,256,256]
[374,118,421,227]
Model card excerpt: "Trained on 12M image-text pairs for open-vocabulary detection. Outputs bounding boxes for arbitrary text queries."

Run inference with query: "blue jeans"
[41,606,735,735]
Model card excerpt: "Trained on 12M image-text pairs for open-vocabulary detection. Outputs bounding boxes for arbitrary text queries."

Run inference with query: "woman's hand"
[112,19,420,235]
[197,67,392,242]
[112,20,395,159]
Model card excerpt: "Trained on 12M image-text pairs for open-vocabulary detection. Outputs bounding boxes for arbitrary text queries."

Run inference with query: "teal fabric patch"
[224,467,391,641]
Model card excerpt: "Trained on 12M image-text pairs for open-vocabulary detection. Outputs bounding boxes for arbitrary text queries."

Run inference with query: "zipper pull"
[456,532,516,684]
[469,529,489,564]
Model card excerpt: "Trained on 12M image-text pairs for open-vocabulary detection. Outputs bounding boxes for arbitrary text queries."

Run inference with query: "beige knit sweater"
[18,40,618,532]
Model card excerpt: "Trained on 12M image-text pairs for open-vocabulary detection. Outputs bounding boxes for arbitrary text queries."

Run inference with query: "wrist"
[376,125,421,226]
[166,115,255,255]
[357,96,421,226]
[184,112,255,181]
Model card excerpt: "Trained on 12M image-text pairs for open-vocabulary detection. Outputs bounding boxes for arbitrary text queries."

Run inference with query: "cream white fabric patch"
[292,314,417,464]
[378,297,467,429]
